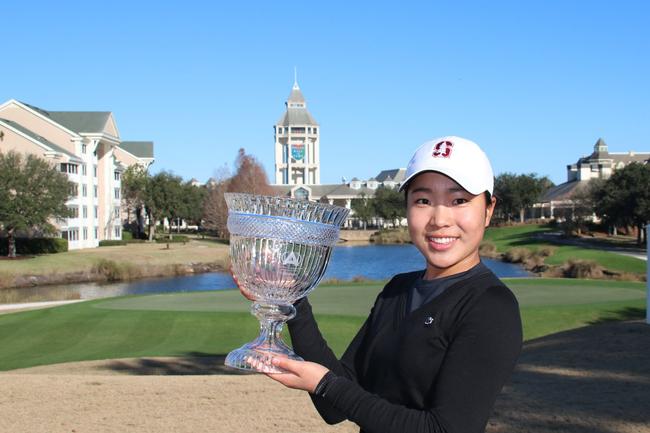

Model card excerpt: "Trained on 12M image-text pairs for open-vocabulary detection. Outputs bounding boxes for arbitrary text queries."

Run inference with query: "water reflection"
[1,244,530,304]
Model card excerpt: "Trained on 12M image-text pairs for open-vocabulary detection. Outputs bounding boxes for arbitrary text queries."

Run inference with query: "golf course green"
[0,278,646,371]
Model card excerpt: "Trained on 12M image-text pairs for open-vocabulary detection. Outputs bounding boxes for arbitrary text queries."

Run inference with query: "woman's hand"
[266,357,330,394]
[231,269,256,301]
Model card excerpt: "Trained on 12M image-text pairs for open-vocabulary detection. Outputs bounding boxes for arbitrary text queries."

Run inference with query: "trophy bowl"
[224,193,350,373]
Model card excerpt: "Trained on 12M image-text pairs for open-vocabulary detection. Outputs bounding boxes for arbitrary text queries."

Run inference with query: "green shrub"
[0,237,68,255]
[122,231,134,241]
[98,240,128,247]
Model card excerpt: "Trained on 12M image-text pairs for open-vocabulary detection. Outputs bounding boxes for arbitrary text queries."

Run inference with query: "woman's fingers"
[271,356,300,372]
[242,354,329,393]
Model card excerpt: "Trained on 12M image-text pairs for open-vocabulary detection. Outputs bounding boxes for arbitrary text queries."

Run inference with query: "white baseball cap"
[399,136,494,195]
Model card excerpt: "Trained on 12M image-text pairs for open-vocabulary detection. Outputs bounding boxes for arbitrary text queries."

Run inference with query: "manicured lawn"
[0,278,646,371]
[484,225,646,274]
[483,224,553,250]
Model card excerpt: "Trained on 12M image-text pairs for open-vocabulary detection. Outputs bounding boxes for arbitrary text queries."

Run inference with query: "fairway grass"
[0,278,646,371]
[484,225,646,274]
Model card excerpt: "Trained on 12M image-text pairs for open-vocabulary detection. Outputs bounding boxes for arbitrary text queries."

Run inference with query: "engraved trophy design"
[224,193,350,373]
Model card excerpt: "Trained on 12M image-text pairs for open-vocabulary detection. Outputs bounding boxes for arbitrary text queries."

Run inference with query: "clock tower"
[274,79,320,185]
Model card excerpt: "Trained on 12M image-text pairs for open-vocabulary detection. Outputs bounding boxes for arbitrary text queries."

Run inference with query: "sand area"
[1,320,649,433]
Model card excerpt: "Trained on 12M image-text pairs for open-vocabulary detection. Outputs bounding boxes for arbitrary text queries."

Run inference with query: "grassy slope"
[0,241,229,277]
[0,279,646,370]
[484,225,646,274]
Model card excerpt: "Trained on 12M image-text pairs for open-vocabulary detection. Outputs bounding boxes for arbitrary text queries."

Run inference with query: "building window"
[313,127,317,134]
[93,165,97,177]
[114,226,121,238]
[69,184,79,196]
[60,163,78,174]
[94,227,98,239]
[68,206,79,218]
[83,227,88,240]
[291,127,305,134]
[114,207,120,219]
[114,188,120,199]
[294,187,309,201]
[82,164,87,176]
[82,184,87,197]
[94,206,98,219]
[114,171,121,181]
[82,206,88,219]
[64,228,79,241]
[82,144,87,154]
[94,186,98,198]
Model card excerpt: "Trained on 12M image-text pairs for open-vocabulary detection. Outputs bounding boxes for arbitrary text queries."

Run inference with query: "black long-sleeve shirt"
[287,268,523,433]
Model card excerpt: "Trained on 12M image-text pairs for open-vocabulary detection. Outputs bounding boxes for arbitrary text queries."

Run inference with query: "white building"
[0,99,154,249]
[537,138,649,218]
[274,80,320,185]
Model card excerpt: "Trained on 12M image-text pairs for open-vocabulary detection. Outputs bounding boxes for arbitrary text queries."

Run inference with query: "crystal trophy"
[224,193,350,373]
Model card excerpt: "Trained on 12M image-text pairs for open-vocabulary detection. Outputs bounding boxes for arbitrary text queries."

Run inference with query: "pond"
[0,244,530,304]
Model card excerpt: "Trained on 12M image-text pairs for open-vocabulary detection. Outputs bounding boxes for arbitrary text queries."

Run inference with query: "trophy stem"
[224,302,303,373]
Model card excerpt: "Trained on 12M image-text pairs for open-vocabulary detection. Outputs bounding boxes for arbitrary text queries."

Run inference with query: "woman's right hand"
[231,269,256,301]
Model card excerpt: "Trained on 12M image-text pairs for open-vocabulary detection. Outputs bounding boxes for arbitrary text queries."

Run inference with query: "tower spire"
[293,66,298,88]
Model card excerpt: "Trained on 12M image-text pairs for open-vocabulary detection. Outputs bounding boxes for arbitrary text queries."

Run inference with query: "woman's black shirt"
[287,267,523,433]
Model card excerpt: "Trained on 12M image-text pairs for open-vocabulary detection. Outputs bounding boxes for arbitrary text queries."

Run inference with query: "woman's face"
[406,172,496,279]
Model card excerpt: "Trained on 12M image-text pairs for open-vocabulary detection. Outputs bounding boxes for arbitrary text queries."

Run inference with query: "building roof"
[46,111,112,134]
[575,138,650,166]
[276,81,318,126]
[276,108,318,126]
[0,118,79,160]
[270,183,377,199]
[119,141,154,158]
[592,138,609,157]
[608,152,650,165]
[375,168,406,183]
[20,103,112,134]
[540,180,591,202]
[288,82,305,103]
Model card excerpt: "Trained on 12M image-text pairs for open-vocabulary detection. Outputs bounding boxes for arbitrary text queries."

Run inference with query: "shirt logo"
[432,141,453,158]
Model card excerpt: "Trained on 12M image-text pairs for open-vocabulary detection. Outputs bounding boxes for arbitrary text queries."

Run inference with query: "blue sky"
[2,1,648,186]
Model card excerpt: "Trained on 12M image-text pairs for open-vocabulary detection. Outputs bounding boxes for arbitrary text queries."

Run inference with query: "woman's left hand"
[266,357,329,393]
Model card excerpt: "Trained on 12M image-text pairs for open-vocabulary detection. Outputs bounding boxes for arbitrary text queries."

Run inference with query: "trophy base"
[225,302,302,374]
[225,343,303,373]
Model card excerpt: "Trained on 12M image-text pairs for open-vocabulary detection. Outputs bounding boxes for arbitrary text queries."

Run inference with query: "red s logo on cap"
[432,141,453,158]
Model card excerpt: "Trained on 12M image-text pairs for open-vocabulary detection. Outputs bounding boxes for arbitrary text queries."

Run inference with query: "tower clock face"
[291,143,305,161]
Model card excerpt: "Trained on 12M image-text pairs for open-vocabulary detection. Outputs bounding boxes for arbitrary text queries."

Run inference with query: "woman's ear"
[485,196,497,227]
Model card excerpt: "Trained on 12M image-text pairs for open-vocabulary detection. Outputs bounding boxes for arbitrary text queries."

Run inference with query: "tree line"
[122,148,272,240]
[350,173,555,227]
[350,166,649,246]
[3,147,649,256]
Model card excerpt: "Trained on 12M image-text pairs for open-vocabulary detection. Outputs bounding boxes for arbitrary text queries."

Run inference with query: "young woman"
[255,136,522,433]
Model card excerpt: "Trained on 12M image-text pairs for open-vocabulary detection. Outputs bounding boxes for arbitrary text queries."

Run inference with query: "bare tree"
[227,148,274,195]
[203,180,230,238]
[202,149,273,239]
